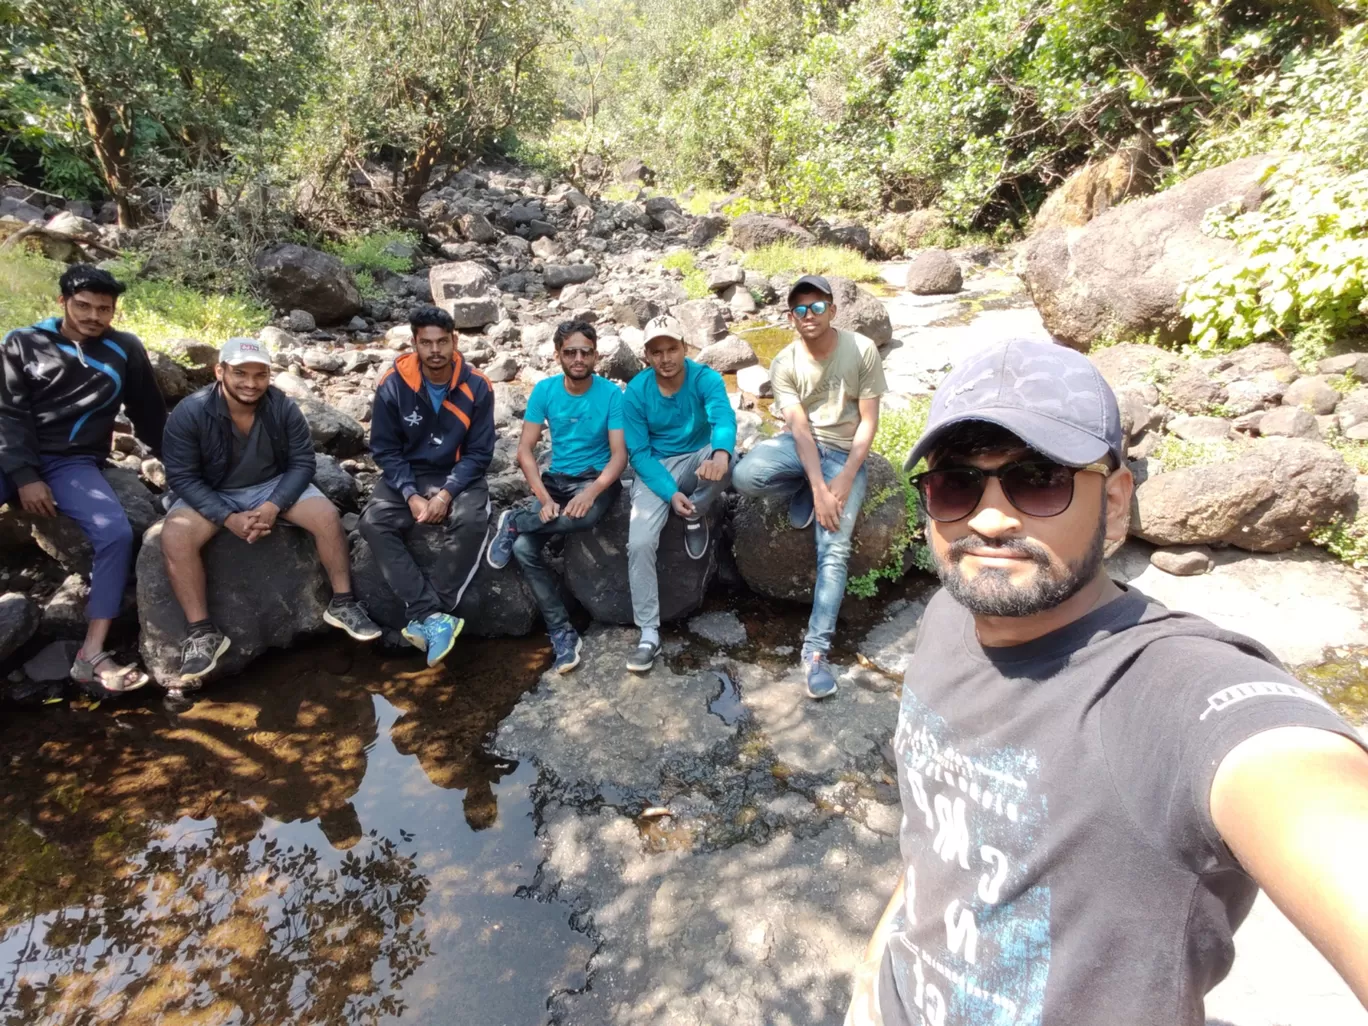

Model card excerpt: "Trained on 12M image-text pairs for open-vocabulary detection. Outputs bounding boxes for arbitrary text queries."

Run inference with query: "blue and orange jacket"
[370,351,495,499]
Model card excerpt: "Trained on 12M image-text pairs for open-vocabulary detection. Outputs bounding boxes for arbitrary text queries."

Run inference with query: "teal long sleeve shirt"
[623,360,737,502]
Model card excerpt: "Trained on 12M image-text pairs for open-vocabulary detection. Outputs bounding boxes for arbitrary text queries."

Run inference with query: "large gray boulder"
[137,521,331,688]
[695,335,758,373]
[1133,438,1355,552]
[292,396,366,457]
[732,453,909,601]
[544,263,597,290]
[0,466,160,576]
[255,243,362,326]
[673,299,728,348]
[350,530,539,637]
[730,214,816,251]
[428,260,501,329]
[1021,154,1275,350]
[829,276,894,350]
[904,250,963,295]
[562,488,719,624]
[0,592,39,664]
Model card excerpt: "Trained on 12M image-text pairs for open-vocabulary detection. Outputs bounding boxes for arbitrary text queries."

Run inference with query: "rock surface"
[1032,141,1159,231]
[1133,438,1355,552]
[562,488,719,624]
[254,244,362,325]
[0,592,39,663]
[1021,154,1274,349]
[904,249,963,295]
[830,276,894,350]
[732,454,908,601]
[137,521,331,688]
[729,214,816,251]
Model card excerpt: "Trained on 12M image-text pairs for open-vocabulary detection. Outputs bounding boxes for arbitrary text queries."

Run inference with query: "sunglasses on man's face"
[911,459,1111,523]
[790,300,829,318]
[561,347,596,360]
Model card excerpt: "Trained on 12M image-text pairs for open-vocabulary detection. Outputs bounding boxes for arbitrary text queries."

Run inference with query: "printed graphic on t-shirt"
[1198,680,1333,721]
[894,691,1051,1025]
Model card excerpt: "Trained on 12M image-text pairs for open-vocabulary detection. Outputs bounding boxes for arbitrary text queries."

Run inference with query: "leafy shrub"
[658,250,710,299]
[742,243,882,283]
[107,259,271,348]
[0,251,64,329]
[325,230,420,274]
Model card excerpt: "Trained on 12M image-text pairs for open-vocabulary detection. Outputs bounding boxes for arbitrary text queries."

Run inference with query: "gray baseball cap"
[904,338,1124,472]
[787,274,833,305]
[220,336,272,367]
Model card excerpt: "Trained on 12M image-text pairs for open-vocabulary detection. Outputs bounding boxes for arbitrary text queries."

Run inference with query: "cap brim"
[223,356,272,367]
[903,408,1113,474]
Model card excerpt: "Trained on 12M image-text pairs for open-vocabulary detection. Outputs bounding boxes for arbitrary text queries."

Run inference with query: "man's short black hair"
[929,419,1117,470]
[554,319,597,348]
[409,305,455,334]
[59,264,125,300]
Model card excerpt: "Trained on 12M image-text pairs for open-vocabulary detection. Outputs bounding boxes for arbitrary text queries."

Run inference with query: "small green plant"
[658,249,709,299]
[1150,435,1244,471]
[1311,514,1368,570]
[1329,371,1358,395]
[1326,433,1368,475]
[324,230,420,274]
[0,250,64,329]
[742,242,882,284]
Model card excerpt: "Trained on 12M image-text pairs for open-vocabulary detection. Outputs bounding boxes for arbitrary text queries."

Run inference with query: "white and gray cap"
[643,314,685,343]
[904,338,1125,472]
[219,336,273,367]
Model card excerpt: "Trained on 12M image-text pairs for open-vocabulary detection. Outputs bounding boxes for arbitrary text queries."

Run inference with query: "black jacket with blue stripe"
[0,317,166,486]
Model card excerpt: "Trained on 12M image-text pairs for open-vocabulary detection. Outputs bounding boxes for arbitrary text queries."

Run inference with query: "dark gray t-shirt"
[880,585,1362,1026]
[219,413,279,490]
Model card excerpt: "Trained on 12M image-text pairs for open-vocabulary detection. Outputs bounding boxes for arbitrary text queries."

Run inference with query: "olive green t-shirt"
[769,330,887,450]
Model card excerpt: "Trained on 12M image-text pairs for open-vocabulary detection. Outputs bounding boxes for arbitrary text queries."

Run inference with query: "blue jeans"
[0,455,134,621]
[511,472,621,632]
[731,434,867,655]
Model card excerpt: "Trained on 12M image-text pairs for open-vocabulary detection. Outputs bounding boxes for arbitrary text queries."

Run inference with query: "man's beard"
[933,512,1107,617]
[221,380,264,406]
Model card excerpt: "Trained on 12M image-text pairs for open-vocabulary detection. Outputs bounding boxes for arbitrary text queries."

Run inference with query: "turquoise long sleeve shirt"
[623,359,737,502]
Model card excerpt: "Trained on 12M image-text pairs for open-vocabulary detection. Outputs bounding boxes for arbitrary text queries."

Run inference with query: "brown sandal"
[71,650,150,693]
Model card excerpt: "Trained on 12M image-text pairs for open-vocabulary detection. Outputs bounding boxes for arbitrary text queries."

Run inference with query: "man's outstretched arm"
[1211,725,1368,1007]
[845,872,906,1026]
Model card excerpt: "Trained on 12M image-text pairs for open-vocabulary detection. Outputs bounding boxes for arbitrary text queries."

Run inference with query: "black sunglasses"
[910,459,1111,523]
[790,300,829,318]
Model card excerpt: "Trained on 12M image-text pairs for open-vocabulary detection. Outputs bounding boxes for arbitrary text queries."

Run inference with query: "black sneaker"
[324,598,383,641]
[179,629,230,683]
[682,515,709,560]
[789,486,815,529]
[625,638,660,673]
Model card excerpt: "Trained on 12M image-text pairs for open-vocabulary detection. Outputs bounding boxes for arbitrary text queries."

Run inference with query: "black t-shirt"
[878,584,1363,1026]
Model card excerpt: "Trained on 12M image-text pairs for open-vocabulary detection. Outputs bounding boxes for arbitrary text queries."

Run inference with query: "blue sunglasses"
[790,300,830,318]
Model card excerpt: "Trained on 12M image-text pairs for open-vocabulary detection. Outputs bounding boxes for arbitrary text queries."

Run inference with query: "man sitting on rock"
[621,314,736,673]
[0,263,166,693]
[359,305,494,667]
[732,274,886,700]
[160,337,380,683]
[486,319,627,674]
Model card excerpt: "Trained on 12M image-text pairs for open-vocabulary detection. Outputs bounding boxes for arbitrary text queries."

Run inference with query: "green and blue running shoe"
[422,612,464,666]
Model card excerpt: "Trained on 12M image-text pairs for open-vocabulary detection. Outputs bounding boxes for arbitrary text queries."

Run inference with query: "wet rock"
[562,488,718,625]
[350,532,539,638]
[312,454,360,513]
[732,453,908,601]
[857,596,929,680]
[688,610,747,647]
[673,299,728,348]
[1132,438,1355,552]
[254,243,362,325]
[1021,154,1274,349]
[544,263,597,290]
[292,396,366,457]
[829,276,893,350]
[0,592,38,664]
[904,249,963,295]
[137,521,331,688]
[1283,375,1341,416]
[730,213,815,251]
[1258,406,1319,440]
[1149,546,1214,576]
[695,335,757,373]
[0,466,159,576]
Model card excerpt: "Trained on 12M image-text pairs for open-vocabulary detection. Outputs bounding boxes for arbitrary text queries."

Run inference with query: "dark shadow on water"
[0,633,593,1026]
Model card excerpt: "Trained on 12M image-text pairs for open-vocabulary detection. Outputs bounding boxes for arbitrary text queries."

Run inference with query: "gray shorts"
[169,474,327,517]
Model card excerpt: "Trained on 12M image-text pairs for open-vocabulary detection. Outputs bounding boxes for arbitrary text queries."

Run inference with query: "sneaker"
[626,638,660,673]
[179,629,231,683]
[401,619,429,652]
[682,515,709,560]
[423,612,464,667]
[549,626,583,674]
[789,486,815,529]
[486,508,519,570]
[804,649,838,700]
[324,598,382,641]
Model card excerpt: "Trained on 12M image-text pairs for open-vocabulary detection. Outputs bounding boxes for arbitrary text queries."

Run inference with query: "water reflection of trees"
[2,825,430,1026]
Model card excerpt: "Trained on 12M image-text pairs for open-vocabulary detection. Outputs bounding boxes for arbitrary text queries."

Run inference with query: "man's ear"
[1104,464,1134,553]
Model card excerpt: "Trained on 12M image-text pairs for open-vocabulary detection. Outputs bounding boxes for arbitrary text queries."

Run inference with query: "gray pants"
[628,446,729,630]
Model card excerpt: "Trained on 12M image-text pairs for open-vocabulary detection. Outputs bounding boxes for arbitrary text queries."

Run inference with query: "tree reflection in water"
[2,817,430,1025]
